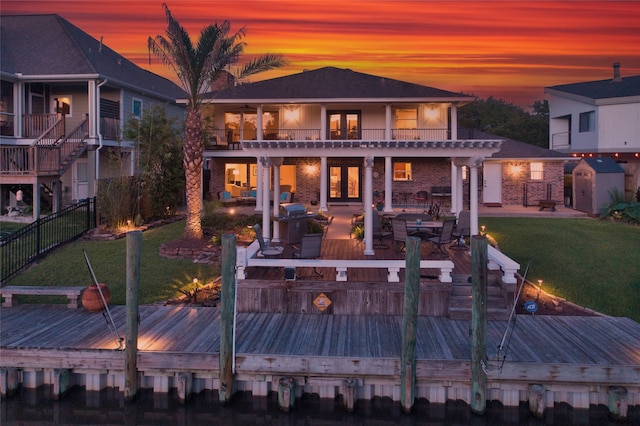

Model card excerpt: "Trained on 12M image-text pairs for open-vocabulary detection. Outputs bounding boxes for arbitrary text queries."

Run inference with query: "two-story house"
[0,14,186,219]
[198,67,571,251]
[545,63,640,204]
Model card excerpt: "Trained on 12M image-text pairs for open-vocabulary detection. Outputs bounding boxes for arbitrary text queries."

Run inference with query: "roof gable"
[204,67,473,102]
[1,14,185,99]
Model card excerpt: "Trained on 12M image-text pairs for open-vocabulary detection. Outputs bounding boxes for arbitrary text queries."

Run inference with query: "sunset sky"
[3,0,639,108]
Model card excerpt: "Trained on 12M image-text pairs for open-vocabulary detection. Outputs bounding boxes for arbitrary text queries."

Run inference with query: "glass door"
[329,164,361,202]
[328,111,360,139]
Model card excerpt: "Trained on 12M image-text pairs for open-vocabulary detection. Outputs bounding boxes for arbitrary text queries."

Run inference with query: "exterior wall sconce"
[284,107,300,123]
[425,106,439,121]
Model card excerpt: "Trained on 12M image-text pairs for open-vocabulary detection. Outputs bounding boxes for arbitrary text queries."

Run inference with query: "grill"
[279,203,308,218]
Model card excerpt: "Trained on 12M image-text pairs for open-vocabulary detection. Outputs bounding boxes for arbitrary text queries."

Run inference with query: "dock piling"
[125,230,142,401]
[608,386,628,421]
[528,384,546,418]
[343,378,356,412]
[278,376,295,412]
[470,235,488,416]
[219,234,237,404]
[400,236,420,413]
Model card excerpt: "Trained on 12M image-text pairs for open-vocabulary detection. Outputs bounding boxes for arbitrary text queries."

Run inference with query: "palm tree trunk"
[183,107,204,239]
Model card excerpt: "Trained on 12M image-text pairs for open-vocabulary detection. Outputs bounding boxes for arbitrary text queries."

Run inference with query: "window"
[395,108,418,140]
[132,98,143,118]
[393,162,412,181]
[579,111,595,132]
[53,96,72,117]
[530,162,543,180]
[396,109,417,129]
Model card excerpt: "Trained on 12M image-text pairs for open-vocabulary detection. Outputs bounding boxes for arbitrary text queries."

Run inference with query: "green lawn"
[6,220,219,305]
[4,216,639,322]
[481,217,640,321]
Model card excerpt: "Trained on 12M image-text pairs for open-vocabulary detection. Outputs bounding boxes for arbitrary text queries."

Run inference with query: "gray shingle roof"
[203,67,473,102]
[1,14,185,100]
[581,157,625,173]
[465,129,568,159]
[546,75,640,100]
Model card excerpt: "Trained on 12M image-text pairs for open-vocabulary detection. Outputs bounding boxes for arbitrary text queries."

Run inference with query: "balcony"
[551,132,571,151]
[206,127,454,151]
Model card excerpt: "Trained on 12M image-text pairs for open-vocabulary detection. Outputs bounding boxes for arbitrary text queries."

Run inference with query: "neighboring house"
[545,63,640,202]
[196,67,510,253]
[0,14,186,219]
[478,131,575,208]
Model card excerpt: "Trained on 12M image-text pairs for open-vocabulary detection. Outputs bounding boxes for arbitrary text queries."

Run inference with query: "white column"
[456,165,464,215]
[87,80,97,137]
[14,81,24,136]
[450,104,458,140]
[364,156,374,255]
[256,105,263,140]
[320,104,327,140]
[320,156,328,212]
[384,156,393,213]
[32,182,40,220]
[450,161,458,215]
[272,162,281,242]
[470,160,480,237]
[260,157,271,240]
[385,104,392,140]
[255,160,263,212]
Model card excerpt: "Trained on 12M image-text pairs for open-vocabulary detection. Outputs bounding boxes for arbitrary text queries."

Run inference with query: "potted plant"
[375,199,384,211]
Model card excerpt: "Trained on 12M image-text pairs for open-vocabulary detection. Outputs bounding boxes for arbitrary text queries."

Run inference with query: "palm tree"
[149,3,287,239]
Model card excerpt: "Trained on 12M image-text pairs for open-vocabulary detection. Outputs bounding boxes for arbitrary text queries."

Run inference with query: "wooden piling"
[176,372,193,404]
[124,230,141,401]
[528,384,546,418]
[219,234,237,404]
[52,368,71,399]
[278,376,295,412]
[400,236,420,413]
[608,386,628,421]
[343,378,356,412]
[470,235,487,415]
[0,368,19,398]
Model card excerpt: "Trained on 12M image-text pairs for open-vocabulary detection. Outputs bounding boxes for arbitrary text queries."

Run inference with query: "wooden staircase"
[448,273,512,320]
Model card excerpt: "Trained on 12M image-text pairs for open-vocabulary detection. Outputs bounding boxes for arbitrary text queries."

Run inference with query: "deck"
[2,303,639,412]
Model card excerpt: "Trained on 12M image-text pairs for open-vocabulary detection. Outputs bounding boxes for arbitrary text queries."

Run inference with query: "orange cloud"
[3,0,639,108]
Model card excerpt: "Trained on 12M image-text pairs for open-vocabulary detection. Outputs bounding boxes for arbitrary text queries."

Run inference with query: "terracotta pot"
[81,283,111,312]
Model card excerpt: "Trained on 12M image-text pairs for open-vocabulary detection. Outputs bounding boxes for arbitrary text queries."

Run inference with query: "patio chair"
[391,218,411,253]
[426,219,456,255]
[372,211,392,248]
[451,210,471,249]
[252,224,284,258]
[292,233,323,277]
[415,190,429,212]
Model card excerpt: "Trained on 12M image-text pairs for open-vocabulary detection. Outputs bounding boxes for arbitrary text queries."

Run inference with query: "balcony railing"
[23,114,60,138]
[100,117,121,140]
[206,127,455,150]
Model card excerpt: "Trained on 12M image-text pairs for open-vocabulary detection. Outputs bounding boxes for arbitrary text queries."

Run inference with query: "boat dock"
[1,302,639,418]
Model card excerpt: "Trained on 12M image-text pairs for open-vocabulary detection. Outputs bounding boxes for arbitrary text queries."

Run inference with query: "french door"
[328,163,361,203]
[327,111,360,140]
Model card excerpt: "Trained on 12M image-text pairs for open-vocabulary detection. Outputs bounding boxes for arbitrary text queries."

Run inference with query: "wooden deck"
[1,304,639,411]
[243,238,472,281]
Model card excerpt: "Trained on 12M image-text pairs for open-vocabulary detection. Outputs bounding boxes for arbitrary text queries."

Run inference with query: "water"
[1,386,634,425]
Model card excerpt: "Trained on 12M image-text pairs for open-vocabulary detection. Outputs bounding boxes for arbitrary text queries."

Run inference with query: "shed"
[572,158,625,215]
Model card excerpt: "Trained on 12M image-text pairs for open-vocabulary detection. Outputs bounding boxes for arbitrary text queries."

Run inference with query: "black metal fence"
[1,197,96,284]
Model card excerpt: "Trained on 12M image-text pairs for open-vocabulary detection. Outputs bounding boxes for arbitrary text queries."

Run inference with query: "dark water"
[1,386,635,425]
